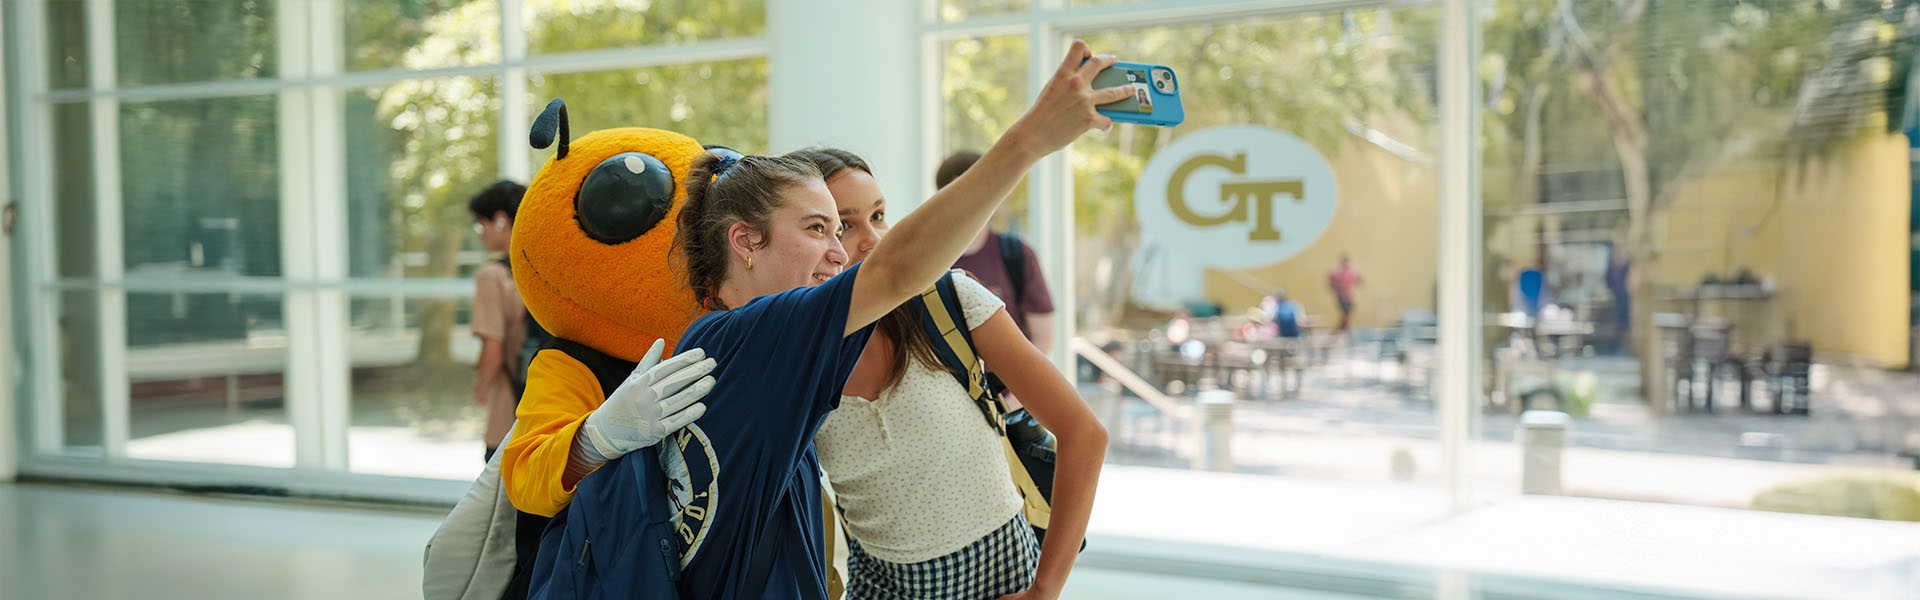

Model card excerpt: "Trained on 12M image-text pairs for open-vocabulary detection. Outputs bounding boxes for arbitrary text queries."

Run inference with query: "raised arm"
[843,42,1133,335]
[971,309,1105,598]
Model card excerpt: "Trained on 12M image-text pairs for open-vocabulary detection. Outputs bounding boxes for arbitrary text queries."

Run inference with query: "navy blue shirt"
[665,263,875,600]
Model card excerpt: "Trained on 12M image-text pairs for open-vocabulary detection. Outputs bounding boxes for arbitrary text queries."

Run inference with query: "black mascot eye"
[576,152,674,244]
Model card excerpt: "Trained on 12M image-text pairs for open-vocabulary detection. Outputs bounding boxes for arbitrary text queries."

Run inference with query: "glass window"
[115,0,276,87]
[346,296,485,480]
[523,0,765,55]
[57,291,104,451]
[343,0,501,72]
[54,103,95,280]
[941,0,1027,21]
[525,58,769,175]
[120,96,281,279]
[1476,0,1919,519]
[345,77,500,280]
[941,35,1029,234]
[1070,10,1441,500]
[125,293,290,468]
[47,0,88,89]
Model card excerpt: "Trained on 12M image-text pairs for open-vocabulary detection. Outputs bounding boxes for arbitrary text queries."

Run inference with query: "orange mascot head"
[509,98,728,361]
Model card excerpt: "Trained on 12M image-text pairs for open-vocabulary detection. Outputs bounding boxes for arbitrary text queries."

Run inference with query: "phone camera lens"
[1155,81,1166,90]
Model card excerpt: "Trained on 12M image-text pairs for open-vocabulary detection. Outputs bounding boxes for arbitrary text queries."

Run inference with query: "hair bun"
[711,156,740,179]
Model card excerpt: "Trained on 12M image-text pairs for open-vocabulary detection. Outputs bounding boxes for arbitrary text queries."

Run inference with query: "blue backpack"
[526,342,817,600]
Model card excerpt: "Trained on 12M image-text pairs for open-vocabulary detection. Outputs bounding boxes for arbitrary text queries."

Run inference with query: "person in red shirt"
[1329,254,1363,333]
[936,151,1056,356]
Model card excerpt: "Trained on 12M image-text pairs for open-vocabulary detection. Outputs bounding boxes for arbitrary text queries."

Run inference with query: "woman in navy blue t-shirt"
[659,42,1135,600]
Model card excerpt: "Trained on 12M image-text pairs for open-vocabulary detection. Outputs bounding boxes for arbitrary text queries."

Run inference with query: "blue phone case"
[1092,61,1184,127]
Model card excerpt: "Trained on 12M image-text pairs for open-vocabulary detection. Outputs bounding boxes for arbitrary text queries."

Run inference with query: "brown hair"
[677,153,822,311]
[934,150,982,190]
[783,147,942,391]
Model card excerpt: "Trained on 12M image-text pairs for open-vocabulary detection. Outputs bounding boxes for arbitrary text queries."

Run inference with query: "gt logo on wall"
[1136,125,1338,268]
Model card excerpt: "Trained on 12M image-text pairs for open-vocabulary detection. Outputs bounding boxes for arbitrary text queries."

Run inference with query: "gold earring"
[746,256,753,270]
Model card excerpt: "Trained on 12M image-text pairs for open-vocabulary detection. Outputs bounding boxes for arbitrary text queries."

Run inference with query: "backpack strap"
[913,272,1053,528]
[998,232,1026,309]
[914,271,1004,435]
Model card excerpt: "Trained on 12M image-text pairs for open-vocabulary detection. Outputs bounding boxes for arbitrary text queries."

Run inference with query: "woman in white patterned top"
[786,148,1107,600]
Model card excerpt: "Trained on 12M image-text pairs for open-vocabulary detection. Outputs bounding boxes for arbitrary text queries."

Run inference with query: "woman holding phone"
[786,146,1106,600]
[653,42,1133,599]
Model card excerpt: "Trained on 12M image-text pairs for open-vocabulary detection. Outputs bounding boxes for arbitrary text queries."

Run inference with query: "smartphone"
[1092,62,1184,127]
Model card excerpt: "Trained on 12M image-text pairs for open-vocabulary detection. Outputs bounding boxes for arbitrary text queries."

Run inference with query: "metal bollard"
[1518,410,1569,495]
[1196,390,1236,472]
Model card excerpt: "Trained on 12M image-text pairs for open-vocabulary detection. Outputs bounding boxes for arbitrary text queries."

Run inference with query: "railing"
[1071,337,1188,420]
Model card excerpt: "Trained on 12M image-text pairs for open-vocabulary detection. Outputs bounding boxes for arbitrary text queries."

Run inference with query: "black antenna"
[530,98,570,159]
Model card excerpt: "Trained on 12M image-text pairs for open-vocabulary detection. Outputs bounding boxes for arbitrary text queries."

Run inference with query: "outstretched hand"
[1005,40,1139,156]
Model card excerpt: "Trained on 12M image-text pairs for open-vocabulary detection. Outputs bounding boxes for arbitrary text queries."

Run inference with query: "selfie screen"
[1094,68,1154,114]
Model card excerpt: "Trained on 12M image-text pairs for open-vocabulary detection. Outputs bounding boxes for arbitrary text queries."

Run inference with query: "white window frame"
[4,0,774,499]
[920,0,1483,511]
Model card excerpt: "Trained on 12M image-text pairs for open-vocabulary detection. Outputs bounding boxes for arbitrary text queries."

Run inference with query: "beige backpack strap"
[1002,438,1052,529]
[918,283,992,407]
[821,474,845,599]
[921,274,1049,527]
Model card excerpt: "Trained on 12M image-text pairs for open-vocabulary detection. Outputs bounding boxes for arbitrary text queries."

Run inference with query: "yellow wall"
[1203,139,1440,329]
[1200,130,1911,369]
[1651,133,1910,367]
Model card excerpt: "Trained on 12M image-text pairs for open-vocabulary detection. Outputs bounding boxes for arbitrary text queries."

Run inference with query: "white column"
[280,0,351,471]
[916,4,944,204]
[85,0,129,460]
[1437,0,1482,512]
[767,0,921,213]
[1026,24,1075,372]
[499,0,531,182]
[0,1,15,481]
[309,0,352,471]
[13,0,64,455]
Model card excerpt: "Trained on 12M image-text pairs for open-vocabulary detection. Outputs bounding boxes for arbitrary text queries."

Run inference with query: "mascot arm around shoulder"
[500,98,720,518]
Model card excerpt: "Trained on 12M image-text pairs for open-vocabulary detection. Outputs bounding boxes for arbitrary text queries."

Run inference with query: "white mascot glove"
[579,339,716,463]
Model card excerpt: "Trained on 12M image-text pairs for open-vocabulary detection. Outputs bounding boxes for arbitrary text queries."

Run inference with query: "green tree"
[1505,0,1911,410]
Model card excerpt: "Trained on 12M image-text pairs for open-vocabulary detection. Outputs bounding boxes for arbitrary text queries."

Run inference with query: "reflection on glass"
[524,0,765,55]
[942,35,1030,234]
[120,96,281,278]
[54,103,95,279]
[941,0,1027,21]
[47,0,87,89]
[1068,12,1441,486]
[1474,1,1920,520]
[345,77,500,279]
[124,293,291,468]
[344,0,501,72]
[525,59,768,174]
[115,0,275,86]
[347,297,485,480]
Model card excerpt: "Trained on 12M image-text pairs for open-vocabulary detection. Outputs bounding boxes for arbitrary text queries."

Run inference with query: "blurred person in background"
[939,151,1056,410]
[1270,289,1305,341]
[939,151,1056,356]
[468,180,529,461]
[1328,253,1363,333]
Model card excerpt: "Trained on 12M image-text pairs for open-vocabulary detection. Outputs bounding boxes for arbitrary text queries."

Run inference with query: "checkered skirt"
[844,513,1041,600]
